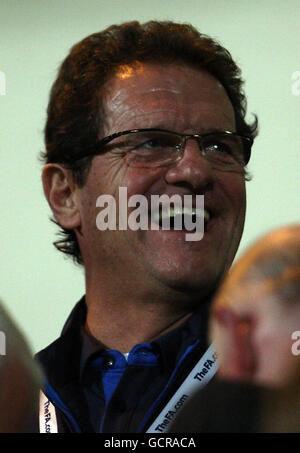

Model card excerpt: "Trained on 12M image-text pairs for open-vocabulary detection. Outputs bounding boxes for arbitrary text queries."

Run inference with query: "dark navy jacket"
[36,297,211,433]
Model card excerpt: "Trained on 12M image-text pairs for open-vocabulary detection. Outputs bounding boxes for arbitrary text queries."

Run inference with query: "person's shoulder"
[35,297,87,386]
[36,296,87,362]
[35,335,65,381]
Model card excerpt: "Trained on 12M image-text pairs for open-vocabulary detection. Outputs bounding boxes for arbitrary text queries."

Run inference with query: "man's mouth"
[151,206,211,231]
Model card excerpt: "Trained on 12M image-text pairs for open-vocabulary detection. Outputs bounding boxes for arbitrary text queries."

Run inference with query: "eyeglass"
[75,128,253,170]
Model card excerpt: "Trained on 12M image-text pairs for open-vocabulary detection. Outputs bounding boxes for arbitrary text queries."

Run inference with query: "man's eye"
[134,137,171,150]
[204,141,232,155]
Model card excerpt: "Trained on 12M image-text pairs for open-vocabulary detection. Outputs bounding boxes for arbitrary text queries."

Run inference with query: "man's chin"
[151,267,221,302]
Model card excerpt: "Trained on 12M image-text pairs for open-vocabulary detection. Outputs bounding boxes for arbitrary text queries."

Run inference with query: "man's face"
[76,63,246,302]
[210,279,300,387]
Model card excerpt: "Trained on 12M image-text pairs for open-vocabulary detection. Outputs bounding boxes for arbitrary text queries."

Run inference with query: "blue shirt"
[80,301,210,432]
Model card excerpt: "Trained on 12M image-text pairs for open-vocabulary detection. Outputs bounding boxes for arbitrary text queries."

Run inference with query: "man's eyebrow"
[194,127,235,134]
[141,124,235,134]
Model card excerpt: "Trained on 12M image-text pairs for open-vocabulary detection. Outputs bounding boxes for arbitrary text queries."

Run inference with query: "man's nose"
[164,137,214,191]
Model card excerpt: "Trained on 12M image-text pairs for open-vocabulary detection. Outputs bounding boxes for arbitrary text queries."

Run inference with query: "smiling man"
[38,21,257,433]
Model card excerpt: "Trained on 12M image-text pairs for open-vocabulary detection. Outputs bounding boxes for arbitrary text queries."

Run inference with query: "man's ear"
[42,164,81,230]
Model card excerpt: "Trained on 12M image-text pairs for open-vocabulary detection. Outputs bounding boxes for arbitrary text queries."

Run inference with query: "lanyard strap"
[39,344,217,433]
[146,344,218,433]
[39,391,58,433]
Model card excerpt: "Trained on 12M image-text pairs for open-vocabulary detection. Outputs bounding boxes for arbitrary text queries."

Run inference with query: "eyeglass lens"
[106,130,246,169]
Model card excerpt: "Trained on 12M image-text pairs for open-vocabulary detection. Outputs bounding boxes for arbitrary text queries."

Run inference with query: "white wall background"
[0,0,299,353]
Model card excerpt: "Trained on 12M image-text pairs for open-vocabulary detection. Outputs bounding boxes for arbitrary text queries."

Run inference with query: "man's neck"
[84,291,195,353]
[83,263,214,352]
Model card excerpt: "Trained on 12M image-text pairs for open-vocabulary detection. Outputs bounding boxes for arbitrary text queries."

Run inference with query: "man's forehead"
[99,62,235,133]
[107,62,226,98]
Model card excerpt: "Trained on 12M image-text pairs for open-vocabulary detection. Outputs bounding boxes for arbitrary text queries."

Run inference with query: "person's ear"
[42,164,81,230]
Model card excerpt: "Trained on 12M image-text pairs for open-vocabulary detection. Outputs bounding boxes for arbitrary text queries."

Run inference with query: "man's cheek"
[211,307,257,378]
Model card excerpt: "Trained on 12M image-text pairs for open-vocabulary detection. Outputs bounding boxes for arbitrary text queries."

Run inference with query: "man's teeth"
[156,207,210,223]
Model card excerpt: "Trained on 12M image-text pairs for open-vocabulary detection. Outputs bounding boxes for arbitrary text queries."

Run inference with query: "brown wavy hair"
[41,20,258,265]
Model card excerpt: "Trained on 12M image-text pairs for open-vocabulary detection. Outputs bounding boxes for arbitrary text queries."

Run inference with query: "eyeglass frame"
[72,128,253,167]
